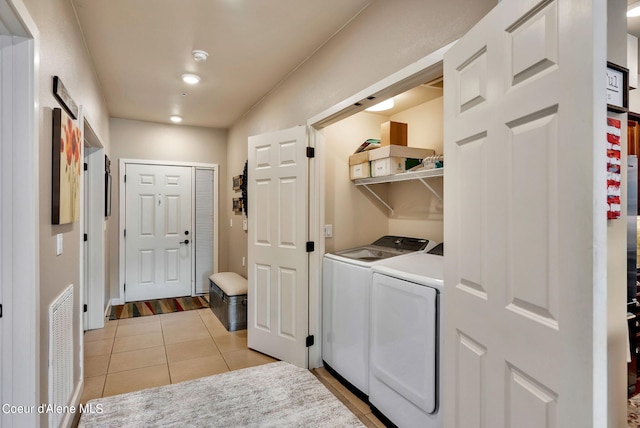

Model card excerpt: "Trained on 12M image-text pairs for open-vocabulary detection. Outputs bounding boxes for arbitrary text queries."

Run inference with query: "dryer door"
[370,272,438,414]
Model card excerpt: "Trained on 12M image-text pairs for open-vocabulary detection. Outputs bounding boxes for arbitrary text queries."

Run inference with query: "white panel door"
[125,164,192,301]
[444,1,604,427]
[248,126,309,368]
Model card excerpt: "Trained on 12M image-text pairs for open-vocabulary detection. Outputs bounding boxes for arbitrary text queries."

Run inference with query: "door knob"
[179,239,190,245]
[184,231,189,235]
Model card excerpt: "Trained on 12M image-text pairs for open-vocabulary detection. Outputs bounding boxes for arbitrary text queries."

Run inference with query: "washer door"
[370,272,437,413]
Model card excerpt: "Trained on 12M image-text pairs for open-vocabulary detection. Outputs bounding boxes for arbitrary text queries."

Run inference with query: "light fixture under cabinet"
[169,115,183,123]
[366,98,394,112]
[629,1,640,17]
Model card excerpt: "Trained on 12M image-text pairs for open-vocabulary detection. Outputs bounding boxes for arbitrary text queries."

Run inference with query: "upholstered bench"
[208,272,248,332]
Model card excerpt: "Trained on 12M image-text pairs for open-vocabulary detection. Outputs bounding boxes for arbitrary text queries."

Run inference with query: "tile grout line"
[160,314,174,384]
[99,318,116,398]
[197,308,232,372]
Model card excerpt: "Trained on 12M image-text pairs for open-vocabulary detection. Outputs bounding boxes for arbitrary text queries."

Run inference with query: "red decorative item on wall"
[607,117,622,220]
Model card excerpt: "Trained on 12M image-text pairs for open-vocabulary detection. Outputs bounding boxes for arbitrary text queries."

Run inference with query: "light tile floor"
[81,307,385,427]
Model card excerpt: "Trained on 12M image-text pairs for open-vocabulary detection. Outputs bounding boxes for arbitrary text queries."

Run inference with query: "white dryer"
[369,245,444,428]
[322,236,432,397]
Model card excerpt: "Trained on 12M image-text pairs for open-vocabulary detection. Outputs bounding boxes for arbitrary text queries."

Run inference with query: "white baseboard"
[110,297,124,307]
[62,378,84,428]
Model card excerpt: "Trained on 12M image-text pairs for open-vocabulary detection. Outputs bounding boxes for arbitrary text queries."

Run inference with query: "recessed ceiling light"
[365,98,395,112]
[169,115,183,123]
[192,50,209,62]
[181,73,201,85]
[629,1,640,17]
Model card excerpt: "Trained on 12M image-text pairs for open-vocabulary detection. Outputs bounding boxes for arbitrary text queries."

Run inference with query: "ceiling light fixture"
[192,50,209,62]
[169,115,183,123]
[629,1,640,17]
[365,98,395,112]
[181,73,201,84]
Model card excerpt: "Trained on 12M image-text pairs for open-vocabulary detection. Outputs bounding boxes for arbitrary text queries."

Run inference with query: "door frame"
[0,0,39,427]
[305,43,453,368]
[117,159,219,305]
[79,111,105,332]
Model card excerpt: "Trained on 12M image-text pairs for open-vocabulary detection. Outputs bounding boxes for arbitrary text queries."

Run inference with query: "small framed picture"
[606,62,629,113]
[233,175,243,192]
[232,197,243,214]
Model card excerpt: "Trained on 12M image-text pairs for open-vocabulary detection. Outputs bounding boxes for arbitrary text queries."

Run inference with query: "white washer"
[322,236,432,396]
[369,248,443,428]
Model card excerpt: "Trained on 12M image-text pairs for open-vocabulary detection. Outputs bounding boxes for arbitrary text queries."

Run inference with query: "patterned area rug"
[109,296,209,320]
[631,394,640,427]
[79,362,364,428]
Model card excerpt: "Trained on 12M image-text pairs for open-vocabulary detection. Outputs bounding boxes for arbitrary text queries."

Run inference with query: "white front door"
[125,163,193,302]
[247,126,310,368]
[444,0,604,427]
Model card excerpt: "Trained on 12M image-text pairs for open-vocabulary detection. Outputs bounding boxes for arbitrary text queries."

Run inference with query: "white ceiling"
[71,0,372,128]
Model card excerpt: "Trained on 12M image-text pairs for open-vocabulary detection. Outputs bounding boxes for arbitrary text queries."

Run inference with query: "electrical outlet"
[242,256,246,267]
[230,218,233,227]
[243,219,248,230]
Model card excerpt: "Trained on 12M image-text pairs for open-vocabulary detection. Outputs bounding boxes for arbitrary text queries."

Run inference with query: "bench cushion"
[208,272,247,296]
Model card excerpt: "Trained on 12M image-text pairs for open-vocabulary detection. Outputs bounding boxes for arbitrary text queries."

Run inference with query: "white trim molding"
[0,1,39,427]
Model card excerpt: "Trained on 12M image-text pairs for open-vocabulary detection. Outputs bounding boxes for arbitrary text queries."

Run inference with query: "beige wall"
[323,113,389,253]
[388,96,444,242]
[108,118,228,300]
[631,83,640,112]
[225,0,496,272]
[22,0,111,425]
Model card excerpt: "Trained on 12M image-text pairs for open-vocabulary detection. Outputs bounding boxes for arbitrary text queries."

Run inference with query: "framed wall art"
[232,197,243,214]
[105,155,112,217]
[52,108,81,224]
[232,174,243,192]
[606,62,629,113]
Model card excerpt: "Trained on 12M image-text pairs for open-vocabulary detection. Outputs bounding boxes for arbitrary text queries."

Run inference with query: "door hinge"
[83,163,88,172]
[124,283,126,291]
[83,304,88,313]
[124,229,126,238]
[0,304,3,318]
[306,241,315,252]
[306,335,314,347]
[306,147,315,158]
[84,233,88,242]
[124,174,127,183]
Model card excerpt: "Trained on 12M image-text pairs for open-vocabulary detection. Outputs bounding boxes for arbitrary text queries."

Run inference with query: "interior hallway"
[80,308,385,427]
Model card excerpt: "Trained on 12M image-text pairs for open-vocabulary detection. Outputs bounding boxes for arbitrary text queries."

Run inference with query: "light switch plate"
[324,224,333,238]
[56,233,63,255]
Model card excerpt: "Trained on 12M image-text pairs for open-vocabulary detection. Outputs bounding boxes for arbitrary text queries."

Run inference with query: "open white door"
[247,126,310,368]
[444,0,606,427]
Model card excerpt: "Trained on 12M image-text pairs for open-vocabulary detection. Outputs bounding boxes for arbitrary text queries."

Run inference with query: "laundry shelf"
[353,168,444,214]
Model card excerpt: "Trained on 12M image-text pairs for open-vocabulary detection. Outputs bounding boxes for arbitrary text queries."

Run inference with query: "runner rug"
[79,362,365,428]
[109,296,209,320]
[631,394,640,427]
